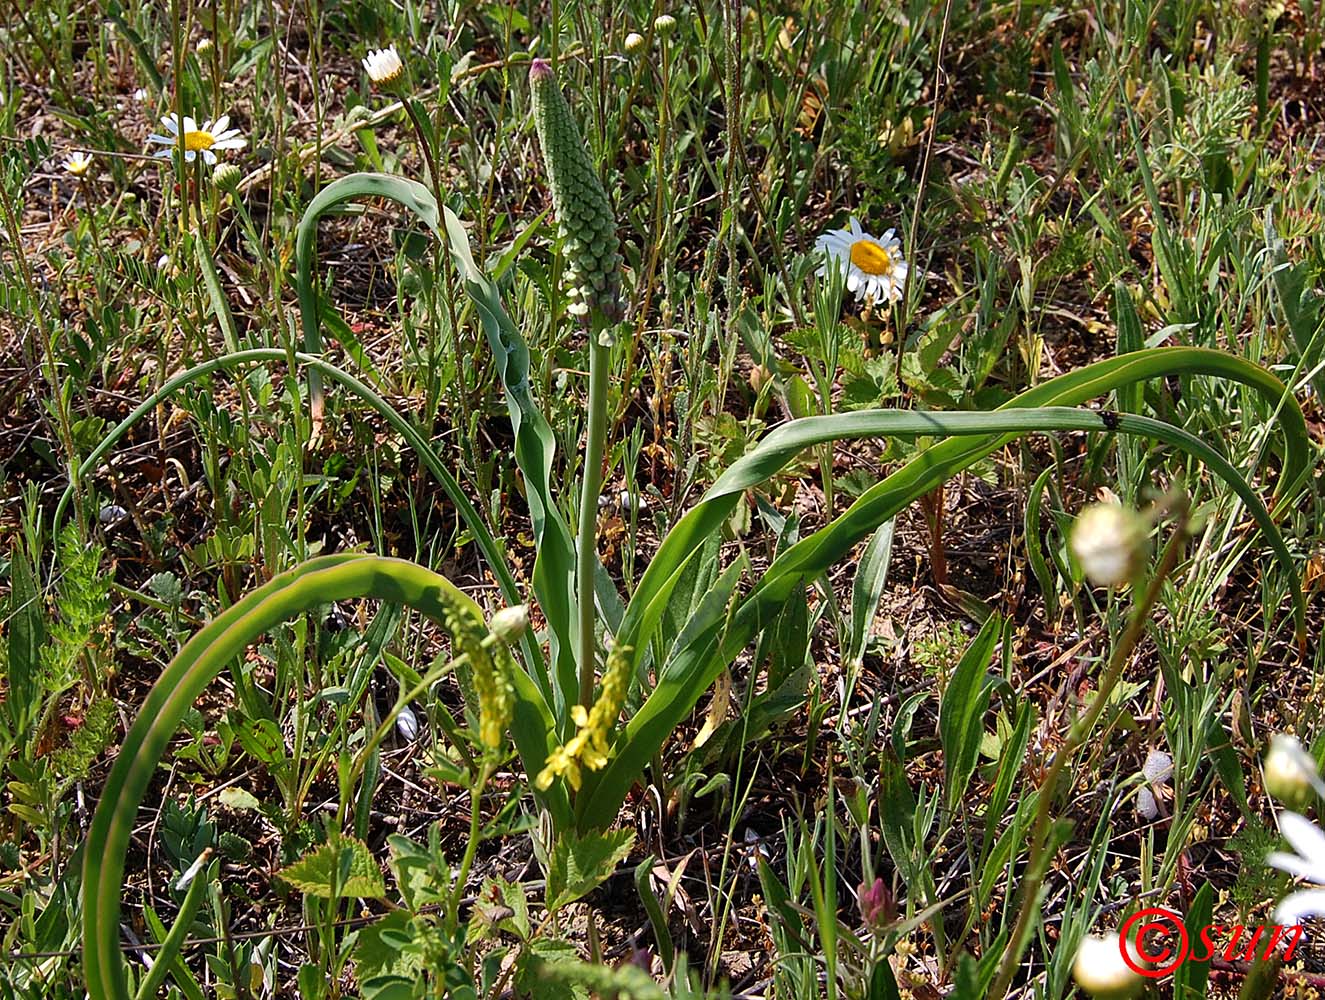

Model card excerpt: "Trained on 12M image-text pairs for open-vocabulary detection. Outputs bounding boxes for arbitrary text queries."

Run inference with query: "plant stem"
[577,323,611,707]
[985,499,1189,1000]
[449,762,491,927]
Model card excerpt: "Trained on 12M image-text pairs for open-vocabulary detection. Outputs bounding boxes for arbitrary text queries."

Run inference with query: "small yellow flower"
[63,153,94,177]
[535,644,634,791]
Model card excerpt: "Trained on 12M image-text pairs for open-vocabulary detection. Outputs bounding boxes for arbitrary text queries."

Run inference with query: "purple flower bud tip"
[857,877,893,926]
[529,58,552,82]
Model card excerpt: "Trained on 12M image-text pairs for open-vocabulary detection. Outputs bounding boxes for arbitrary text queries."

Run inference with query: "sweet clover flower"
[536,642,634,790]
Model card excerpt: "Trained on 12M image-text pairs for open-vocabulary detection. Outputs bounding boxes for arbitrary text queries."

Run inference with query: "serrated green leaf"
[279,835,385,900]
[546,828,634,912]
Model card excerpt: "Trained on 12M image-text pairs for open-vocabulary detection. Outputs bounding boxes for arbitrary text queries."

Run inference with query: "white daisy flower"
[362,45,404,86]
[1268,811,1325,926]
[63,152,94,177]
[147,113,246,165]
[815,216,908,304]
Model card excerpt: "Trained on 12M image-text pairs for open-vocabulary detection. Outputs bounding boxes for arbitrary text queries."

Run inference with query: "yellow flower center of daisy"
[850,238,894,275]
[183,129,216,152]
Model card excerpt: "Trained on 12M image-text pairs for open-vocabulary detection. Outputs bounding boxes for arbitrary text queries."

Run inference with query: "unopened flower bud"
[1072,933,1143,1000]
[528,58,625,323]
[363,44,404,86]
[196,36,213,55]
[212,162,240,189]
[490,605,529,643]
[653,14,677,35]
[1070,503,1146,587]
[624,32,646,53]
[1264,734,1325,809]
[856,877,893,927]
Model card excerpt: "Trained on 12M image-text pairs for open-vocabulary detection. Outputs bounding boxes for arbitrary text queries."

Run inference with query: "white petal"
[1275,888,1325,926]
[846,272,861,292]
[146,133,173,144]
[184,149,197,162]
[848,216,862,236]
[211,114,229,133]
[183,116,197,133]
[161,115,180,132]
[203,149,217,164]
[1281,813,1325,878]
[1267,850,1323,882]
[153,149,172,159]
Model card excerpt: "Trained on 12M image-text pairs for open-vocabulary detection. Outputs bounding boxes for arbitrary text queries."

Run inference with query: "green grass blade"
[83,555,562,1000]
[576,392,1303,829]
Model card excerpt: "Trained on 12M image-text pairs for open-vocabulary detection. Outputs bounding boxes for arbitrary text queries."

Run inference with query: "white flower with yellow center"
[147,113,246,165]
[816,216,908,304]
[362,45,404,86]
[63,153,94,177]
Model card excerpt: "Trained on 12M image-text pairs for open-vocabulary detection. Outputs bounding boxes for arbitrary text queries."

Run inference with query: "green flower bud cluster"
[441,597,514,756]
[535,641,634,791]
[529,59,624,323]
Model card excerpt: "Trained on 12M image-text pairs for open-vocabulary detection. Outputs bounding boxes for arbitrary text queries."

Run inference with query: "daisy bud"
[196,36,213,55]
[362,44,404,87]
[212,162,240,189]
[528,58,625,323]
[489,604,530,644]
[1072,934,1143,1000]
[653,13,677,35]
[1264,734,1325,809]
[1070,502,1146,587]
[624,32,647,54]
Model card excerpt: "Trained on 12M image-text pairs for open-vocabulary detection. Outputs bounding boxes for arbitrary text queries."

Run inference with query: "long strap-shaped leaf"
[82,554,557,1000]
[297,174,581,723]
[575,396,1306,829]
[614,346,1306,687]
